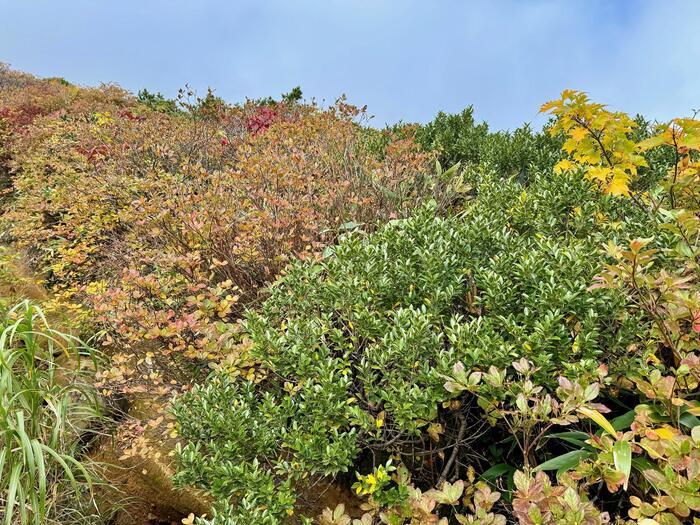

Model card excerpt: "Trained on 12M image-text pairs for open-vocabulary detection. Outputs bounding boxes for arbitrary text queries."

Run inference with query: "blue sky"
[1,0,698,130]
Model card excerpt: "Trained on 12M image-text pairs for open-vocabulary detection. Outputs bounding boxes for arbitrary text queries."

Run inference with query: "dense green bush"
[416,107,489,167]
[415,106,562,175]
[173,162,653,523]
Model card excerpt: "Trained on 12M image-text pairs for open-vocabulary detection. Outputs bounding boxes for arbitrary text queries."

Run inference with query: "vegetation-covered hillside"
[1,64,698,525]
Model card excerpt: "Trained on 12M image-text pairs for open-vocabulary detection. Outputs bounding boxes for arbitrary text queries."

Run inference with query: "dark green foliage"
[45,77,72,86]
[416,107,489,167]
[281,86,303,104]
[415,106,562,176]
[136,88,180,114]
[248,86,304,108]
[174,165,652,523]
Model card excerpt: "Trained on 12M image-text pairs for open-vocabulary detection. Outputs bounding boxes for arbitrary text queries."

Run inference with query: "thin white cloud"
[0,0,697,129]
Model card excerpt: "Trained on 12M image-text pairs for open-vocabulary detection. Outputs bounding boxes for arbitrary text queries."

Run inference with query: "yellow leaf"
[375,411,385,429]
[554,160,576,173]
[607,172,630,197]
[638,442,664,460]
[570,127,588,141]
[587,166,610,183]
[539,100,559,113]
[562,137,578,154]
[654,426,677,440]
[428,422,444,442]
[680,134,700,149]
[578,406,617,437]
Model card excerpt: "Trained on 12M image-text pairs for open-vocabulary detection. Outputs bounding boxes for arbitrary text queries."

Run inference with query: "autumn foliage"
[2,63,700,525]
[0,67,436,393]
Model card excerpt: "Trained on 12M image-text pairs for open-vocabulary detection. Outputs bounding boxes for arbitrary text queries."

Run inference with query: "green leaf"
[338,221,363,232]
[612,410,635,431]
[4,462,22,525]
[480,463,515,480]
[534,450,591,472]
[631,457,657,475]
[613,441,632,490]
[679,412,700,429]
[440,162,462,179]
[31,439,47,521]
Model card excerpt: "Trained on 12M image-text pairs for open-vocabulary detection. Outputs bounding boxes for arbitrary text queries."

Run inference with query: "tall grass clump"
[0,301,103,525]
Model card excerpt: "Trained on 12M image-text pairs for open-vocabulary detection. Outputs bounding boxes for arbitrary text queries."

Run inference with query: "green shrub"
[173,165,652,523]
[415,106,562,176]
[534,90,700,525]
[415,107,490,167]
[136,88,180,114]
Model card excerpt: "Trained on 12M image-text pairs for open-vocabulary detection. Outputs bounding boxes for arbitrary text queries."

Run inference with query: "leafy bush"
[415,106,561,176]
[537,91,700,525]
[136,88,180,114]
[5,65,700,524]
[172,150,650,522]
[174,91,700,524]
[1,75,438,394]
[416,107,490,167]
[0,301,103,525]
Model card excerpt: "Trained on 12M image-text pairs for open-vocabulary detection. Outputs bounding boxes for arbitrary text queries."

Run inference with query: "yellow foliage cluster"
[541,90,648,196]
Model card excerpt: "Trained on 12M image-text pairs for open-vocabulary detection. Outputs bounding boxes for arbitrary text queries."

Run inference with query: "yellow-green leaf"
[612,441,631,490]
[578,407,617,437]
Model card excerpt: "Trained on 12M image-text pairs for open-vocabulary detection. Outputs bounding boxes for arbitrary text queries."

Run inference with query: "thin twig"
[437,414,467,486]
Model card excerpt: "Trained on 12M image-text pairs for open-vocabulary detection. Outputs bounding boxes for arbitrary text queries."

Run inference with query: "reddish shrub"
[1,76,437,394]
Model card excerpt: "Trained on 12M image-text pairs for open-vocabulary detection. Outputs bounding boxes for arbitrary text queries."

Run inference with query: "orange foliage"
[0,70,436,393]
